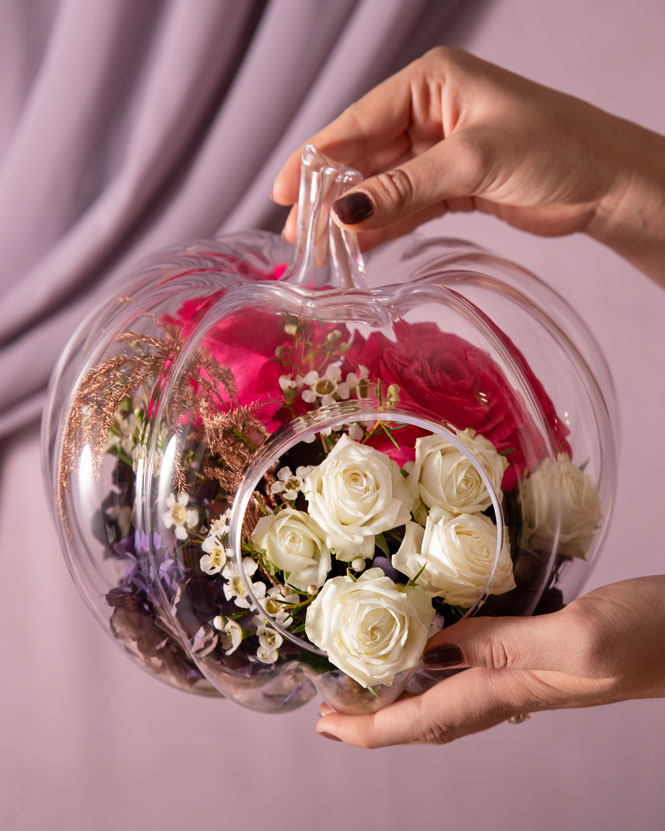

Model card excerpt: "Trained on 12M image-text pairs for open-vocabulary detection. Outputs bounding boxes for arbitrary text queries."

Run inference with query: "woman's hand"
[315,577,665,748]
[272,48,665,284]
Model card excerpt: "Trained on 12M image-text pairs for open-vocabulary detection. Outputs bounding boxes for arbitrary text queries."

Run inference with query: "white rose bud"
[251,508,331,591]
[393,509,515,607]
[305,573,435,688]
[409,431,507,515]
[521,453,601,559]
[303,434,413,562]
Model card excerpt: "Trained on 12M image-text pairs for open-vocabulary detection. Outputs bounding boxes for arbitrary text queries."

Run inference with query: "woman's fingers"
[328,129,491,233]
[316,667,545,748]
[280,129,492,245]
[271,56,431,206]
[282,197,460,248]
[422,607,603,678]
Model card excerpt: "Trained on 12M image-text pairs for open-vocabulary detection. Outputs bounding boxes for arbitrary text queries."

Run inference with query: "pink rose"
[345,321,569,489]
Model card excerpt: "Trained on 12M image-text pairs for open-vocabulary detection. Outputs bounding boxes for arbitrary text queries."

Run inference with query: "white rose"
[409,431,507,514]
[521,453,601,559]
[303,434,413,562]
[251,508,331,591]
[393,509,515,607]
[305,572,435,688]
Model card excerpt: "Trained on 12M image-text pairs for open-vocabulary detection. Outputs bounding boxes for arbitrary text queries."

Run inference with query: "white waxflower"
[303,434,413,561]
[301,364,349,406]
[208,510,230,538]
[270,466,314,500]
[261,586,299,626]
[409,430,507,515]
[162,492,199,540]
[257,623,283,651]
[521,453,601,559]
[279,374,297,392]
[212,616,243,655]
[200,537,228,575]
[222,558,266,609]
[346,422,364,441]
[393,509,516,607]
[199,510,231,574]
[305,572,435,688]
[251,508,331,591]
[345,366,371,399]
[256,644,280,664]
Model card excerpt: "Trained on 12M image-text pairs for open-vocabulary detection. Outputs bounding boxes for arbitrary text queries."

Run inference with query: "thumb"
[423,607,592,676]
[330,129,490,231]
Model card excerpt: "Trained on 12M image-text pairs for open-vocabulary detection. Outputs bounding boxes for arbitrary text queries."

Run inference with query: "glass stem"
[282,144,367,290]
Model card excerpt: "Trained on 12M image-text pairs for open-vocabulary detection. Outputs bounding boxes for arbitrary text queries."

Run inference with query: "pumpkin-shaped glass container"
[42,147,617,714]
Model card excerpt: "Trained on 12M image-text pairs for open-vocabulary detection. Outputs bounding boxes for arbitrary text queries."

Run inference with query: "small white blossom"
[162,492,199,540]
[208,510,230,538]
[200,538,228,575]
[270,465,314,500]
[347,422,364,441]
[279,374,297,392]
[345,366,371,399]
[257,623,283,651]
[262,585,298,626]
[212,616,243,655]
[199,510,231,574]
[222,558,266,609]
[301,364,344,407]
[256,644,279,664]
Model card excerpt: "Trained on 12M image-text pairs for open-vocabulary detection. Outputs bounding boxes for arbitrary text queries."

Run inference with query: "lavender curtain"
[0,0,472,437]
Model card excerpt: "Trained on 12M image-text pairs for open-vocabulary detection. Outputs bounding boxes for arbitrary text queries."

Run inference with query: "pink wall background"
[2,1,665,829]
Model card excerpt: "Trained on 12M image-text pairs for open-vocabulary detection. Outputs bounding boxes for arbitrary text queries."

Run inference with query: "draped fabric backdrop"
[2,2,665,830]
[0,0,466,435]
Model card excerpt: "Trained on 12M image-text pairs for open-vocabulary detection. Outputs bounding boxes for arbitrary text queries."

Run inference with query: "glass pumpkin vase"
[42,146,618,715]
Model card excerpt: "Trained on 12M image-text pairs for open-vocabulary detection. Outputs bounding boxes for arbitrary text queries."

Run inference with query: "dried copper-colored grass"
[57,322,243,527]
[197,396,271,495]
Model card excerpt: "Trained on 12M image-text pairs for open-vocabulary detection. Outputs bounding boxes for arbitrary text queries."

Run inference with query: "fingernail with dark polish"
[423,644,465,669]
[318,731,342,742]
[332,191,373,225]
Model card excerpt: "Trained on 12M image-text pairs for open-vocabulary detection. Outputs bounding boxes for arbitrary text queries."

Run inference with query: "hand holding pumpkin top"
[272,48,665,286]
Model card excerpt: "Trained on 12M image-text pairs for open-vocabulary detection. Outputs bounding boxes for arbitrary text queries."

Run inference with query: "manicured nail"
[318,731,342,742]
[423,644,464,669]
[332,191,373,225]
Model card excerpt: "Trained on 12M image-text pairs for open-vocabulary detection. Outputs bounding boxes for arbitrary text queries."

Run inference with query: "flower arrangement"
[60,286,602,702]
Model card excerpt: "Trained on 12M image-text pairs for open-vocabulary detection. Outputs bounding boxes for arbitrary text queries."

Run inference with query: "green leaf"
[375,532,390,557]
[407,562,427,587]
[380,421,401,450]
[296,651,338,675]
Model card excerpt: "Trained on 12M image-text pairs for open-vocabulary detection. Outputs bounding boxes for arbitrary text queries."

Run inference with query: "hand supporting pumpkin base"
[315,577,665,748]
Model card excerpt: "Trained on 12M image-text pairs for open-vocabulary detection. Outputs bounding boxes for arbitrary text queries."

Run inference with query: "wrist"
[587,120,665,284]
